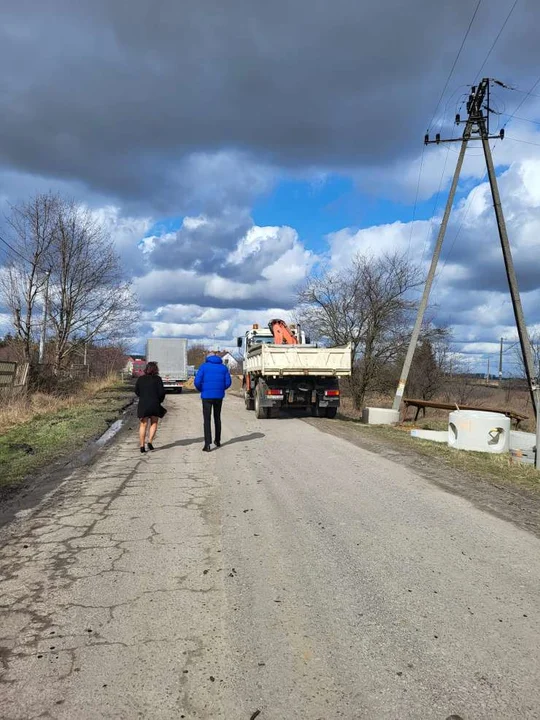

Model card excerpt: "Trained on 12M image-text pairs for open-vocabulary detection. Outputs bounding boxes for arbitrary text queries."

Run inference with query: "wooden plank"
[403,397,527,421]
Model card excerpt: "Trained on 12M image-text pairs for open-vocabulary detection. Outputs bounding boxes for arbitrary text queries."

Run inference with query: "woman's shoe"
[147,443,155,451]
[140,447,146,453]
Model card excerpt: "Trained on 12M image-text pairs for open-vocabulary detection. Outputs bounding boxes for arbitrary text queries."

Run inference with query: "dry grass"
[337,388,539,490]
[342,384,535,431]
[0,375,121,435]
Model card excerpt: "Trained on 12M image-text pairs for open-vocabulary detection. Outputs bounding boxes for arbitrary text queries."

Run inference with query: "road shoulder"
[305,415,540,539]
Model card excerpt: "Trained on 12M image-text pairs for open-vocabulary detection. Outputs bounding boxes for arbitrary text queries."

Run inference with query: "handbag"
[158,405,167,418]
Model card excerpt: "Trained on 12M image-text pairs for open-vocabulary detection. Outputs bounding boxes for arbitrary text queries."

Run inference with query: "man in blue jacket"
[194,354,232,452]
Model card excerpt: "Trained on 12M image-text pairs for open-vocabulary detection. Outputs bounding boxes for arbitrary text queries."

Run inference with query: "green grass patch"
[0,384,133,489]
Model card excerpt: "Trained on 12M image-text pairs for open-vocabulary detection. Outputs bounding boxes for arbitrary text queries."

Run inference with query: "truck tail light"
[266,389,283,396]
[325,390,340,397]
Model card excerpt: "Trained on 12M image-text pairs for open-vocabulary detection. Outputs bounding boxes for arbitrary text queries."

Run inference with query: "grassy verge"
[0,378,134,490]
[337,414,540,492]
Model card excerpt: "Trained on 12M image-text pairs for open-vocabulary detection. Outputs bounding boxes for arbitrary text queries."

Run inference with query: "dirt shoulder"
[0,382,134,500]
[305,415,540,540]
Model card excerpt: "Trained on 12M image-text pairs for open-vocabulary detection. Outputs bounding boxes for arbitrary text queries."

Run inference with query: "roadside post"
[535,378,540,471]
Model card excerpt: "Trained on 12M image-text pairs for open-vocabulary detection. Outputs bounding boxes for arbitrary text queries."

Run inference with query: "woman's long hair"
[145,361,159,376]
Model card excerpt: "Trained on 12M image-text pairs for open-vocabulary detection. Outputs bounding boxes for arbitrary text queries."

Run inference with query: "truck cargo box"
[146,338,188,389]
[245,343,352,376]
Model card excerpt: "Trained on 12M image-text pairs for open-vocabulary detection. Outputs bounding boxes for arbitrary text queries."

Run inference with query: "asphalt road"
[1,393,539,719]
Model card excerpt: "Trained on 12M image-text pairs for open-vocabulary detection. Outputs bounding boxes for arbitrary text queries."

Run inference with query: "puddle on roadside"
[95,418,124,447]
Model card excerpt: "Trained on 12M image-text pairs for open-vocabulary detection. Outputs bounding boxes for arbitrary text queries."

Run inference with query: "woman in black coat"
[135,362,166,453]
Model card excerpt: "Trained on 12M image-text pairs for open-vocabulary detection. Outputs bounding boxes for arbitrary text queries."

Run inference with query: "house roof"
[128,354,146,361]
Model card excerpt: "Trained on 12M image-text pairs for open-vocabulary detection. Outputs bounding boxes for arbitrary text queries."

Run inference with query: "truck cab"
[237,323,308,354]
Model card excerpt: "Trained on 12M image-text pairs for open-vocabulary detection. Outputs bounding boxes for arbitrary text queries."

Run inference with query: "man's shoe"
[215,441,221,448]
[202,445,211,452]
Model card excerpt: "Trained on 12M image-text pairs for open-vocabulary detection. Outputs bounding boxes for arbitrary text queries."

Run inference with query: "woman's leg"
[139,418,148,448]
[148,417,159,444]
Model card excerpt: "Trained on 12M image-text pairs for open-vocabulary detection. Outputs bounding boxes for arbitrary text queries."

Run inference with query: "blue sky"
[1,0,540,374]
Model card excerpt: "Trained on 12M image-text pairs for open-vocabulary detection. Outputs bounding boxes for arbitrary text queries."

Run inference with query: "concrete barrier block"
[362,407,400,425]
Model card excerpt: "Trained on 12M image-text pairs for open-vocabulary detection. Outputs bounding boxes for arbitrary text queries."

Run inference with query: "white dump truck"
[146,337,188,392]
[238,320,352,418]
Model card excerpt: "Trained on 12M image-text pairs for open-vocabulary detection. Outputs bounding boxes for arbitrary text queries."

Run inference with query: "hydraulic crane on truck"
[268,319,299,345]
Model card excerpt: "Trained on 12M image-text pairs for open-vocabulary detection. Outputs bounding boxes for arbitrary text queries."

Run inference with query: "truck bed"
[245,344,351,376]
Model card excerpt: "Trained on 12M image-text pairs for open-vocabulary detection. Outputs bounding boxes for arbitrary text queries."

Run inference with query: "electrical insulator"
[455,113,461,125]
[435,133,441,144]
[500,128,505,140]
[472,86,476,94]
[424,133,429,145]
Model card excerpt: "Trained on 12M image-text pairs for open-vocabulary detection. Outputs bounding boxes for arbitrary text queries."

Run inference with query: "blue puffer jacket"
[194,355,232,399]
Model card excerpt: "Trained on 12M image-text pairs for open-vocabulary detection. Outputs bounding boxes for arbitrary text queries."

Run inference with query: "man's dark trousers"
[202,399,223,446]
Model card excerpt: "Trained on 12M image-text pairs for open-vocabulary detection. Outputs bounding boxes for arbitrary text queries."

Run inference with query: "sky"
[1,0,540,373]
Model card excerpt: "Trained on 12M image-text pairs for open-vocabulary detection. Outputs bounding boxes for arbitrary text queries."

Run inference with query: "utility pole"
[83,325,90,367]
[499,337,503,386]
[477,109,537,413]
[393,77,537,421]
[38,269,51,365]
[393,83,482,411]
[486,357,490,384]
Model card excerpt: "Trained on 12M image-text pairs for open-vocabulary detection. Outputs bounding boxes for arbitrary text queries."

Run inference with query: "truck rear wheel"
[244,390,254,411]
[254,387,266,419]
[325,407,338,419]
[312,403,325,418]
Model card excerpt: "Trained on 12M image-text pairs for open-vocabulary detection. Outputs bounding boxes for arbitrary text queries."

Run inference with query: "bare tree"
[513,332,540,380]
[1,193,138,372]
[405,326,453,400]
[47,201,138,372]
[187,343,209,368]
[298,252,422,408]
[0,193,60,363]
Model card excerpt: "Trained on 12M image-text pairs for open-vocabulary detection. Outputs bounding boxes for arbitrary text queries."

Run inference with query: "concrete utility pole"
[393,78,537,422]
[393,82,483,411]
[477,110,537,413]
[499,337,503,386]
[38,269,51,365]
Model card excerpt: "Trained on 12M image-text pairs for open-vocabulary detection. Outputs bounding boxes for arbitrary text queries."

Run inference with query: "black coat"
[135,374,166,419]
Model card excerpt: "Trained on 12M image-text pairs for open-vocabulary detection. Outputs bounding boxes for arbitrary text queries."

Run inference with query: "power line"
[427,0,482,132]
[431,138,500,294]
[508,87,540,100]
[505,135,540,148]
[474,0,520,83]
[406,143,426,262]
[419,127,456,271]
[0,233,50,274]
[498,112,540,128]
[0,234,34,267]
[502,74,540,129]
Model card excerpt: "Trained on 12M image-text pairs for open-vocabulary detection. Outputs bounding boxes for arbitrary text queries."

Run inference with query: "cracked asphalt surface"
[1,393,539,719]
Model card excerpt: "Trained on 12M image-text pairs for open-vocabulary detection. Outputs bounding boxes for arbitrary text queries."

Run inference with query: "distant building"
[212,350,240,371]
[124,354,146,377]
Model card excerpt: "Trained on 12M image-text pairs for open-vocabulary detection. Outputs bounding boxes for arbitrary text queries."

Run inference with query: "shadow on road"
[220,432,265,447]
[157,437,204,450]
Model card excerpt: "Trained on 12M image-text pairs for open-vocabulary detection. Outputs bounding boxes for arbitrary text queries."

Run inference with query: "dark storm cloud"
[1,0,539,211]
[148,209,252,273]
